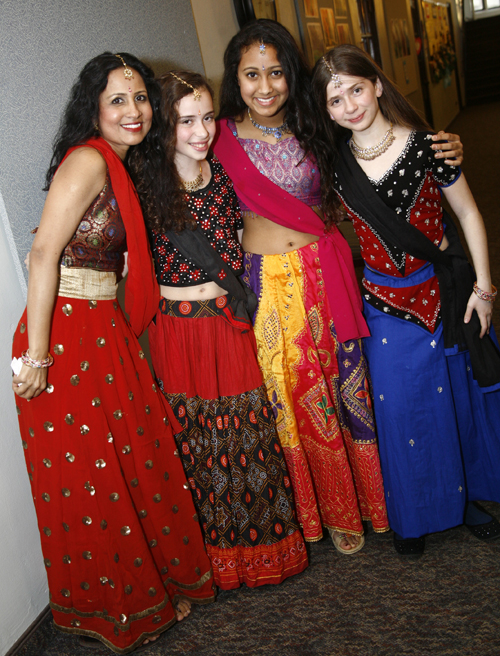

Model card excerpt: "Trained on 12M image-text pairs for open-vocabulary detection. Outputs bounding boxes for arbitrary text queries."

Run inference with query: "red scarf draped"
[64,137,159,337]
[213,119,369,342]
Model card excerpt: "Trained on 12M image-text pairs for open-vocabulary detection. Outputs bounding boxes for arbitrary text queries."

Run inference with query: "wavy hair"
[45,52,161,189]
[311,44,430,221]
[218,19,316,156]
[131,71,213,234]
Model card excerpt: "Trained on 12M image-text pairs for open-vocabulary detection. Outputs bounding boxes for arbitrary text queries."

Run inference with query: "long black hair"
[218,19,316,156]
[130,71,214,234]
[45,51,161,189]
[311,44,430,222]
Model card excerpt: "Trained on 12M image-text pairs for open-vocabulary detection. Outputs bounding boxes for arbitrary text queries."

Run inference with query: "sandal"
[466,517,500,541]
[328,528,365,555]
[393,534,425,557]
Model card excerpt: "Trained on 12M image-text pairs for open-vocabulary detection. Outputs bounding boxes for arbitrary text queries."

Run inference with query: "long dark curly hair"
[311,44,430,221]
[44,52,161,190]
[218,19,317,158]
[131,71,213,234]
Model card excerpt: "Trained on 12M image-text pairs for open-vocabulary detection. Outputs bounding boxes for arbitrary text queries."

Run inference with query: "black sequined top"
[149,156,244,287]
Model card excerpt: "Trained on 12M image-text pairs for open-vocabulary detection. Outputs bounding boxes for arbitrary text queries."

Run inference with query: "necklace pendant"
[249,107,288,142]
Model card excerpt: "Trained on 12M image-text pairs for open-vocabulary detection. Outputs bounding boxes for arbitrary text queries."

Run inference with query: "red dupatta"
[212,119,369,343]
[64,137,159,337]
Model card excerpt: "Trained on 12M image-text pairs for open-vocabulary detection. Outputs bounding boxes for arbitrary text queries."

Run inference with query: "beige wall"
[190,0,240,105]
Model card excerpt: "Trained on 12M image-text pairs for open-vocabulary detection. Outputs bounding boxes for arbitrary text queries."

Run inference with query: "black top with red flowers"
[149,155,244,287]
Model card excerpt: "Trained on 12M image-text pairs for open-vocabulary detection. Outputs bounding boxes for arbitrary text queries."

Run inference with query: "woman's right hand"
[12,363,48,399]
[464,292,493,339]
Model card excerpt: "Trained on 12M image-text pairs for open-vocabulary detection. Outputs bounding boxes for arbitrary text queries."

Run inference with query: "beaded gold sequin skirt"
[13,283,214,654]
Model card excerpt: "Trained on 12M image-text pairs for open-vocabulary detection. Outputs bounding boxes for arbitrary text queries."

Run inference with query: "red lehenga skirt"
[149,296,308,590]
[12,269,214,655]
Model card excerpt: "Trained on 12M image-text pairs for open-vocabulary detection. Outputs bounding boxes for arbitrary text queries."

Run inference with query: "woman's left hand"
[464,292,493,338]
[432,131,463,166]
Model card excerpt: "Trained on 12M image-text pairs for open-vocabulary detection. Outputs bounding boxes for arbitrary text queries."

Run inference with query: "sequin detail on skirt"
[13,296,214,654]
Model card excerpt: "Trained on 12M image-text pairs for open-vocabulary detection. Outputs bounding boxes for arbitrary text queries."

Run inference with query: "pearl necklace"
[349,123,395,161]
[247,108,290,140]
[182,163,203,192]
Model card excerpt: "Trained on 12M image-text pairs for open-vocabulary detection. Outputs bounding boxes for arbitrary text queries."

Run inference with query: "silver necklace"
[349,123,395,160]
[247,108,290,140]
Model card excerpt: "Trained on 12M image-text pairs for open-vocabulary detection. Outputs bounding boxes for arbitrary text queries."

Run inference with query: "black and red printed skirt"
[149,295,308,590]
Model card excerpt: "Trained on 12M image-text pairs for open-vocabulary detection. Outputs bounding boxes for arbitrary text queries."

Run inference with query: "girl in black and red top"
[131,71,308,590]
[311,45,500,557]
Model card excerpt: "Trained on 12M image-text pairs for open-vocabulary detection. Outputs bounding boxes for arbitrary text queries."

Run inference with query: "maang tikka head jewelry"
[115,54,134,80]
[169,72,201,101]
[259,40,266,55]
[322,56,342,88]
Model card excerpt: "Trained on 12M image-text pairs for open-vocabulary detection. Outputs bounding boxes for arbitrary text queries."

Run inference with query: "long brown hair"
[130,71,213,233]
[310,45,430,222]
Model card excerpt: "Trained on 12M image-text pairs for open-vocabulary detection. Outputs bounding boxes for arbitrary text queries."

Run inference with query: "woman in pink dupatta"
[213,19,463,554]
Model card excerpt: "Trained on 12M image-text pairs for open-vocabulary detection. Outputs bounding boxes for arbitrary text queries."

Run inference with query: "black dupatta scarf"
[335,138,500,389]
[161,213,257,333]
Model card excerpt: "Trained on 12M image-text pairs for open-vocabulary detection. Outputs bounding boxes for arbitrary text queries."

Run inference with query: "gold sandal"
[328,528,365,555]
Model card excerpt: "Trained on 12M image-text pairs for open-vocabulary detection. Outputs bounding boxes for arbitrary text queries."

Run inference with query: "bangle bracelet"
[473,282,497,303]
[20,350,54,369]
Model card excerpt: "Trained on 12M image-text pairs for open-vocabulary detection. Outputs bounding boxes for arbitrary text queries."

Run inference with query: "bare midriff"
[241,207,323,255]
[160,281,227,301]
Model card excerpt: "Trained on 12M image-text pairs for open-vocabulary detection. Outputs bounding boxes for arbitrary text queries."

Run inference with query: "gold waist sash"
[58,267,118,300]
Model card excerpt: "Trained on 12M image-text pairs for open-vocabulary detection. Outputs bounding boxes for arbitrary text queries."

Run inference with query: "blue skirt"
[362,265,500,538]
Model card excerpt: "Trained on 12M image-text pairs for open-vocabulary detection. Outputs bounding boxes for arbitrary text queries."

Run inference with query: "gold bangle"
[473,282,497,303]
[20,350,54,368]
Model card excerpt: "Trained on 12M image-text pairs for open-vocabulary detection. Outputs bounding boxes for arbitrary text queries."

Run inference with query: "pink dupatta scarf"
[64,137,159,337]
[212,119,369,343]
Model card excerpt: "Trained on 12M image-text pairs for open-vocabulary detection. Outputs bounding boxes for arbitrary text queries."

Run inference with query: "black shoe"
[393,533,425,557]
[466,517,500,541]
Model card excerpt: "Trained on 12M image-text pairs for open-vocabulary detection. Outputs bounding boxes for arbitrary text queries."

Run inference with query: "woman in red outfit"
[130,71,308,590]
[12,53,214,654]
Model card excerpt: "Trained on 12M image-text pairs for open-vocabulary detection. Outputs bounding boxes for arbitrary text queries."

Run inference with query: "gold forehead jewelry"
[115,54,133,80]
[169,72,201,101]
[322,56,342,88]
[259,41,266,55]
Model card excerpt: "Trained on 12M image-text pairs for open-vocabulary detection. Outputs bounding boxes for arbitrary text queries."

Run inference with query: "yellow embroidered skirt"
[243,243,389,541]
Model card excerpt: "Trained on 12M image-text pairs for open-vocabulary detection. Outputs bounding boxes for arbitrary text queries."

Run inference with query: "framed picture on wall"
[385,3,419,95]
[232,0,276,27]
[336,22,351,44]
[333,0,348,19]
[304,0,319,18]
[320,8,336,48]
[307,22,325,62]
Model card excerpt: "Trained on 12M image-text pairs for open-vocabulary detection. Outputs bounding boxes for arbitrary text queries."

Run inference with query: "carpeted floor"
[13,102,500,656]
[15,511,500,656]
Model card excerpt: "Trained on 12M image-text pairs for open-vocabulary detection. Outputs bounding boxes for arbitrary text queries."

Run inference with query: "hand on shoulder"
[431,131,463,166]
